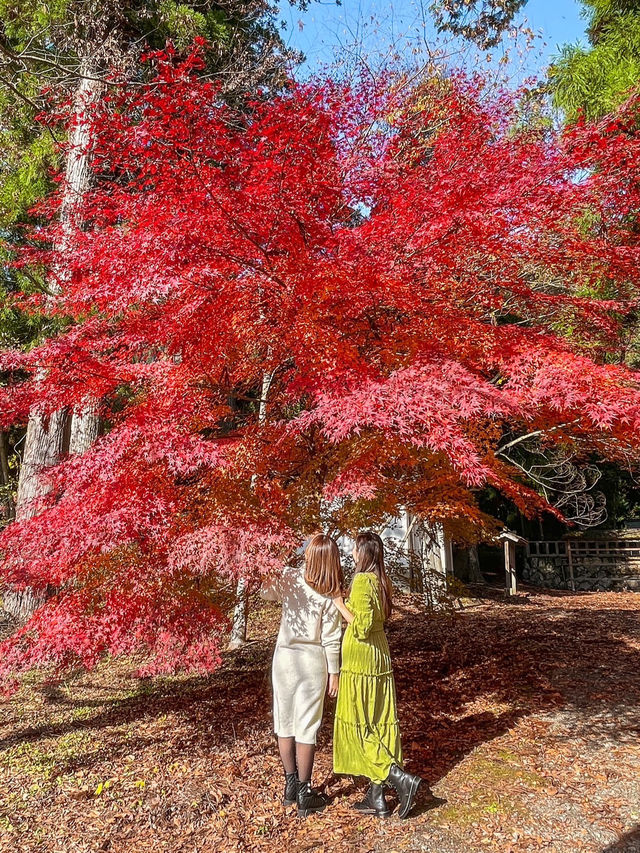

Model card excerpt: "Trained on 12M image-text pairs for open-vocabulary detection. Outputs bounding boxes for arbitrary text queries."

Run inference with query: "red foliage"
[2,52,640,678]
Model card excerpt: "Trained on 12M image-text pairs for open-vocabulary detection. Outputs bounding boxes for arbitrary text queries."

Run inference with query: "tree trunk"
[228,576,249,650]
[228,369,274,650]
[14,414,49,522]
[4,68,102,622]
[15,67,102,514]
[15,409,68,521]
[0,430,14,522]
[61,68,103,457]
[420,523,449,608]
[402,508,418,591]
[3,409,68,620]
[467,544,485,584]
[69,401,100,455]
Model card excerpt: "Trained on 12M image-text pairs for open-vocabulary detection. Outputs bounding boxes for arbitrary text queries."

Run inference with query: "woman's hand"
[327,673,339,698]
[332,594,355,624]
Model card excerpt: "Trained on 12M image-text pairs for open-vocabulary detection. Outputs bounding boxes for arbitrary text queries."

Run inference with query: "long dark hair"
[354,531,393,621]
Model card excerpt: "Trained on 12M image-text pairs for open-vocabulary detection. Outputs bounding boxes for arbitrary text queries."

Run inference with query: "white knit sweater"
[261,564,342,673]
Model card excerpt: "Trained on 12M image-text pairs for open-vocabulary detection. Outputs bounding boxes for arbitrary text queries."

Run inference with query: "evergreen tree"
[0,0,297,248]
[550,0,640,120]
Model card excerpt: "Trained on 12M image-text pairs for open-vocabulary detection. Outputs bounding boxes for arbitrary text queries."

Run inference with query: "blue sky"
[278,0,587,81]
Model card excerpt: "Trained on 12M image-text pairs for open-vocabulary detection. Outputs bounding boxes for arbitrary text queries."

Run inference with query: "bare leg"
[296,741,316,782]
[277,736,296,774]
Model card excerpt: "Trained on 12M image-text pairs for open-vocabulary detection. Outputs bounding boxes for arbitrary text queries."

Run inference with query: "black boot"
[386,764,422,819]
[297,780,327,817]
[283,771,298,806]
[352,783,391,818]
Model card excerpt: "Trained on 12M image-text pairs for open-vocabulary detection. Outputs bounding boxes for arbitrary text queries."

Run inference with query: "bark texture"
[5,69,102,621]
[420,523,451,609]
[69,402,100,455]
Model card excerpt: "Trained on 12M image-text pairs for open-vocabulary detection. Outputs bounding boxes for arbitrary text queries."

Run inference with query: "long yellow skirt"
[333,625,402,783]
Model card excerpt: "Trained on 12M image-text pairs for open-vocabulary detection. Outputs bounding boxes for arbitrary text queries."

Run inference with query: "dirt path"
[1,590,639,852]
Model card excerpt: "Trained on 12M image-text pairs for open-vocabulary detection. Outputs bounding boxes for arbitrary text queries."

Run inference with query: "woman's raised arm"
[334,574,375,639]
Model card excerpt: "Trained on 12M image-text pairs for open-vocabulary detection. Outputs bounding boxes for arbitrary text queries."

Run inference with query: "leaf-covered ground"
[1,588,639,853]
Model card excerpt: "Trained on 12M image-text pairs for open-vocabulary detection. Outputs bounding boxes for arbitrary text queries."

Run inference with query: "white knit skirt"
[272,644,328,744]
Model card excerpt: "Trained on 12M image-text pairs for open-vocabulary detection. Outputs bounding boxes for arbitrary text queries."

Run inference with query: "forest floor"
[1,587,640,853]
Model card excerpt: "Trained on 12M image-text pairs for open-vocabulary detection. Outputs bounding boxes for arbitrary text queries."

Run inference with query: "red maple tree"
[1,49,640,681]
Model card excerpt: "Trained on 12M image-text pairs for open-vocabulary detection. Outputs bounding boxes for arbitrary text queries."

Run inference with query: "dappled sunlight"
[1,590,639,851]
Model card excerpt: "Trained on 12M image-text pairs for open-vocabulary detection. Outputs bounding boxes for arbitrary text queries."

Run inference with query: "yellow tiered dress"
[333,572,402,783]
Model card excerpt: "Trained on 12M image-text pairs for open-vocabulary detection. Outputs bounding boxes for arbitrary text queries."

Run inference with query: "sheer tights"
[277,736,316,782]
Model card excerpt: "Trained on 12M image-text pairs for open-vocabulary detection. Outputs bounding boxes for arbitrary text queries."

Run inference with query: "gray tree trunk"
[0,430,14,521]
[3,409,68,619]
[60,68,102,458]
[467,544,485,584]
[401,508,419,591]
[420,523,450,608]
[15,409,68,521]
[228,576,249,651]
[69,401,100,455]
[228,369,274,650]
[4,68,102,622]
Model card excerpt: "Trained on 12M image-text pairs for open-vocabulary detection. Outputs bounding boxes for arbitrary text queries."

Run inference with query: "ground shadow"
[388,595,640,786]
[603,826,640,853]
[1,594,639,798]
[0,640,274,763]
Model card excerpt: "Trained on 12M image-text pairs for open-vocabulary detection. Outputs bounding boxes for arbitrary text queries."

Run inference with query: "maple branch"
[176,145,289,289]
[496,421,581,456]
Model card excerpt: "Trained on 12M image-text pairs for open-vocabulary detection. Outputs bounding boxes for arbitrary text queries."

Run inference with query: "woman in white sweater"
[261,534,343,816]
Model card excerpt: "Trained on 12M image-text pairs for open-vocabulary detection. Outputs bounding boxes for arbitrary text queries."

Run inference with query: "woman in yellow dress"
[332,531,422,818]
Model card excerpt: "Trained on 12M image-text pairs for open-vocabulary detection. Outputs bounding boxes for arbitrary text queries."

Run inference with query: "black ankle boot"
[283,771,298,806]
[386,764,422,819]
[352,783,391,818]
[297,780,327,817]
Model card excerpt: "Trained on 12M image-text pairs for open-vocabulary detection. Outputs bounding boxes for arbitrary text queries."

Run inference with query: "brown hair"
[304,534,343,597]
[354,531,393,621]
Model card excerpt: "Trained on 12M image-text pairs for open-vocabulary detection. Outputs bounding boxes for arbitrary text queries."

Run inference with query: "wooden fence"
[526,537,640,591]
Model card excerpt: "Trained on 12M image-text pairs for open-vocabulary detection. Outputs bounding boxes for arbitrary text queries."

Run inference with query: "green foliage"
[0,0,297,313]
[0,0,299,511]
[0,0,297,224]
[596,463,640,523]
[550,0,640,120]
[0,96,60,230]
[0,293,45,348]
[544,2,640,531]
[0,0,68,44]
[152,2,229,49]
